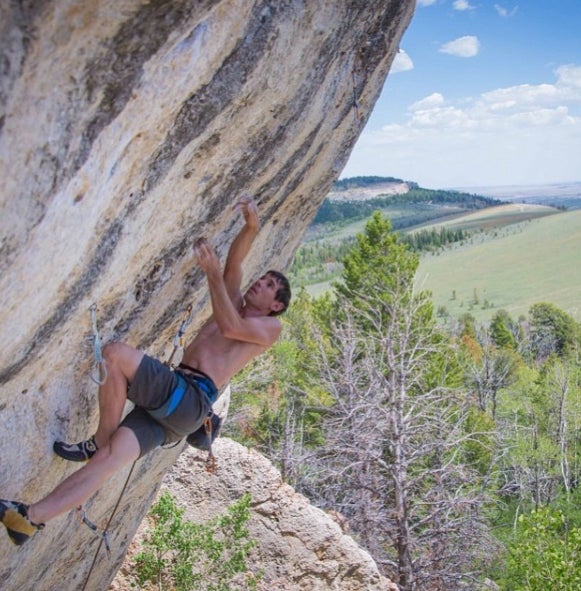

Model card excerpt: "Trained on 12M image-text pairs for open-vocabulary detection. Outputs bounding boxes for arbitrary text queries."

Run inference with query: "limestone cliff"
[0,1,414,589]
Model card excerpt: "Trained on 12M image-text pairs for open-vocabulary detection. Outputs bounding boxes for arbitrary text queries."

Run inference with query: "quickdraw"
[166,304,193,367]
[76,505,111,558]
[89,304,108,385]
[351,70,362,121]
[204,416,217,473]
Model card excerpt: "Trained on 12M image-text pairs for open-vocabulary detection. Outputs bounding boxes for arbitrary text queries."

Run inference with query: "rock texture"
[327,180,413,202]
[0,1,414,589]
[111,439,398,591]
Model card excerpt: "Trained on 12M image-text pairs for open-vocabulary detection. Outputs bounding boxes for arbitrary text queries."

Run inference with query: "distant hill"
[292,177,578,323]
[452,181,581,210]
[314,176,502,226]
[333,175,408,190]
[416,208,581,323]
[329,176,415,201]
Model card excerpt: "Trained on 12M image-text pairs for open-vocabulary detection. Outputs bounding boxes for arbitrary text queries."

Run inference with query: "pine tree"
[311,211,498,590]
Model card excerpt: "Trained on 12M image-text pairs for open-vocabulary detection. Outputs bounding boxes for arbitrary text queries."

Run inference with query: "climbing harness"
[166,304,193,367]
[89,304,108,385]
[79,460,137,591]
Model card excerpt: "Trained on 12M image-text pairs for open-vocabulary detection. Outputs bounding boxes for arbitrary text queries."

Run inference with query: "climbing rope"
[89,304,108,385]
[80,460,137,591]
[166,304,193,367]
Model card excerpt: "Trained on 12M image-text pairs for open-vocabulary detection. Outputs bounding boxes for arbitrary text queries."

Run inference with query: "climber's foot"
[0,499,44,546]
[53,436,98,462]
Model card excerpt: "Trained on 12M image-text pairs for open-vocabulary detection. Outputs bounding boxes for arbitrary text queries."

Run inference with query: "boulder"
[112,439,398,591]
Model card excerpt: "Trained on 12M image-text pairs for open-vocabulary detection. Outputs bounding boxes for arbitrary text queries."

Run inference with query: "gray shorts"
[120,355,213,458]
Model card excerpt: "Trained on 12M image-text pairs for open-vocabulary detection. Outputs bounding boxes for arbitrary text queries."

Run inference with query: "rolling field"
[415,209,581,323]
[302,204,580,324]
[412,202,558,232]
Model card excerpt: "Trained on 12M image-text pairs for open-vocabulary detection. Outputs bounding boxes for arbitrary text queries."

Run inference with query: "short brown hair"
[267,270,291,316]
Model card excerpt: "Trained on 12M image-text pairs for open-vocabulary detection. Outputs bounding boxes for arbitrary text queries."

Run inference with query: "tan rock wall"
[0,1,414,589]
[112,439,399,591]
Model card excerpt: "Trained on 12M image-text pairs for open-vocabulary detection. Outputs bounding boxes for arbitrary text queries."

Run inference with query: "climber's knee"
[90,427,140,475]
[101,342,144,382]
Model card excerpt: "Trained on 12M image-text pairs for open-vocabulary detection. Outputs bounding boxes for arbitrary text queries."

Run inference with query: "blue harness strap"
[147,374,187,421]
[184,373,218,404]
[147,372,218,421]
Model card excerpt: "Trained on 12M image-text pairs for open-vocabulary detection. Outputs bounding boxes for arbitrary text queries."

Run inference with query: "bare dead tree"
[308,278,500,591]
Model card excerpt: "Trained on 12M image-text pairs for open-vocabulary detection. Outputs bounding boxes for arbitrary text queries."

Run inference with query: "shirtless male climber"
[0,195,291,546]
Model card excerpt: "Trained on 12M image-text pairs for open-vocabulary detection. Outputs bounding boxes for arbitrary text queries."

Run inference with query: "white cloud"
[439,36,480,58]
[410,93,445,111]
[390,50,414,74]
[417,0,437,6]
[494,4,518,17]
[479,64,581,108]
[555,64,581,90]
[341,64,581,187]
[453,0,474,11]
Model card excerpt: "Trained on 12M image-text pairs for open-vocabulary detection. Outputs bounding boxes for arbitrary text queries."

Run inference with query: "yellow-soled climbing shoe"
[0,499,44,546]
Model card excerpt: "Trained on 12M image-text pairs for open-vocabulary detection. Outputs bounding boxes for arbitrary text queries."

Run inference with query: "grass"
[412,203,558,232]
[301,204,580,326]
[415,209,581,324]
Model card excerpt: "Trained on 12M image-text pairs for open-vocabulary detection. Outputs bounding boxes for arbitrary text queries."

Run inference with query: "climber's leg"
[54,342,144,461]
[28,426,140,527]
[94,342,144,447]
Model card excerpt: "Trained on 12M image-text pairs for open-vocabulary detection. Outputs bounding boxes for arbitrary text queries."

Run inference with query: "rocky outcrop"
[0,1,414,589]
[327,181,412,202]
[112,439,398,591]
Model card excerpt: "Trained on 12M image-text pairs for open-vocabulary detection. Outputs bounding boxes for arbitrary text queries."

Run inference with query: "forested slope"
[228,212,581,591]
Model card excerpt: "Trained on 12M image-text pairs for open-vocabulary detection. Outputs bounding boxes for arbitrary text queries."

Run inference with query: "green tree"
[490,310,517,350]
[495,355,581,510]
[336,212,417,312]
[465,336,520,419]
[310,212,498,591]
[528,302,579,361]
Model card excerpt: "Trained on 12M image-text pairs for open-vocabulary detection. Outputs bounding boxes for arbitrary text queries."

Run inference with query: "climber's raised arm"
[222,195,260,301]
[193,238,282,347]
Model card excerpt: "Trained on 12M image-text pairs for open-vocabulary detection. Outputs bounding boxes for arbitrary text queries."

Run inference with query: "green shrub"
[500,507,581,590]
[134,491,260,591]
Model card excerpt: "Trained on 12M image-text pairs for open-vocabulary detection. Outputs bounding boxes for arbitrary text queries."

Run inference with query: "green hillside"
[293,178,579,324]
[415,209,581,323]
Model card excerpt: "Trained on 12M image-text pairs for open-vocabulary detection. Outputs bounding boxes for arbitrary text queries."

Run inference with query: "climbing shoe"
[0,499,44,546]
[53,436,98,462]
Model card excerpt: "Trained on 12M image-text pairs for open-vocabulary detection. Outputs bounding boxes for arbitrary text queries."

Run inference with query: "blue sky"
[341,0,581,189]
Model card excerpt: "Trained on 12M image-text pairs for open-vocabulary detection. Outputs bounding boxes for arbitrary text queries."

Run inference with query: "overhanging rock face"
[0,1,414,589]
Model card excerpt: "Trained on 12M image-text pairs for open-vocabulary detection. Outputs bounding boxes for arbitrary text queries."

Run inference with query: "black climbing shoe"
[0,499,44,546]
[53,436,98,462]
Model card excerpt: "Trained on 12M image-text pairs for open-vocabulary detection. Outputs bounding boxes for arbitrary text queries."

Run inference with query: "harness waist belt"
[177,370,218,404]
[148,371,218,421]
